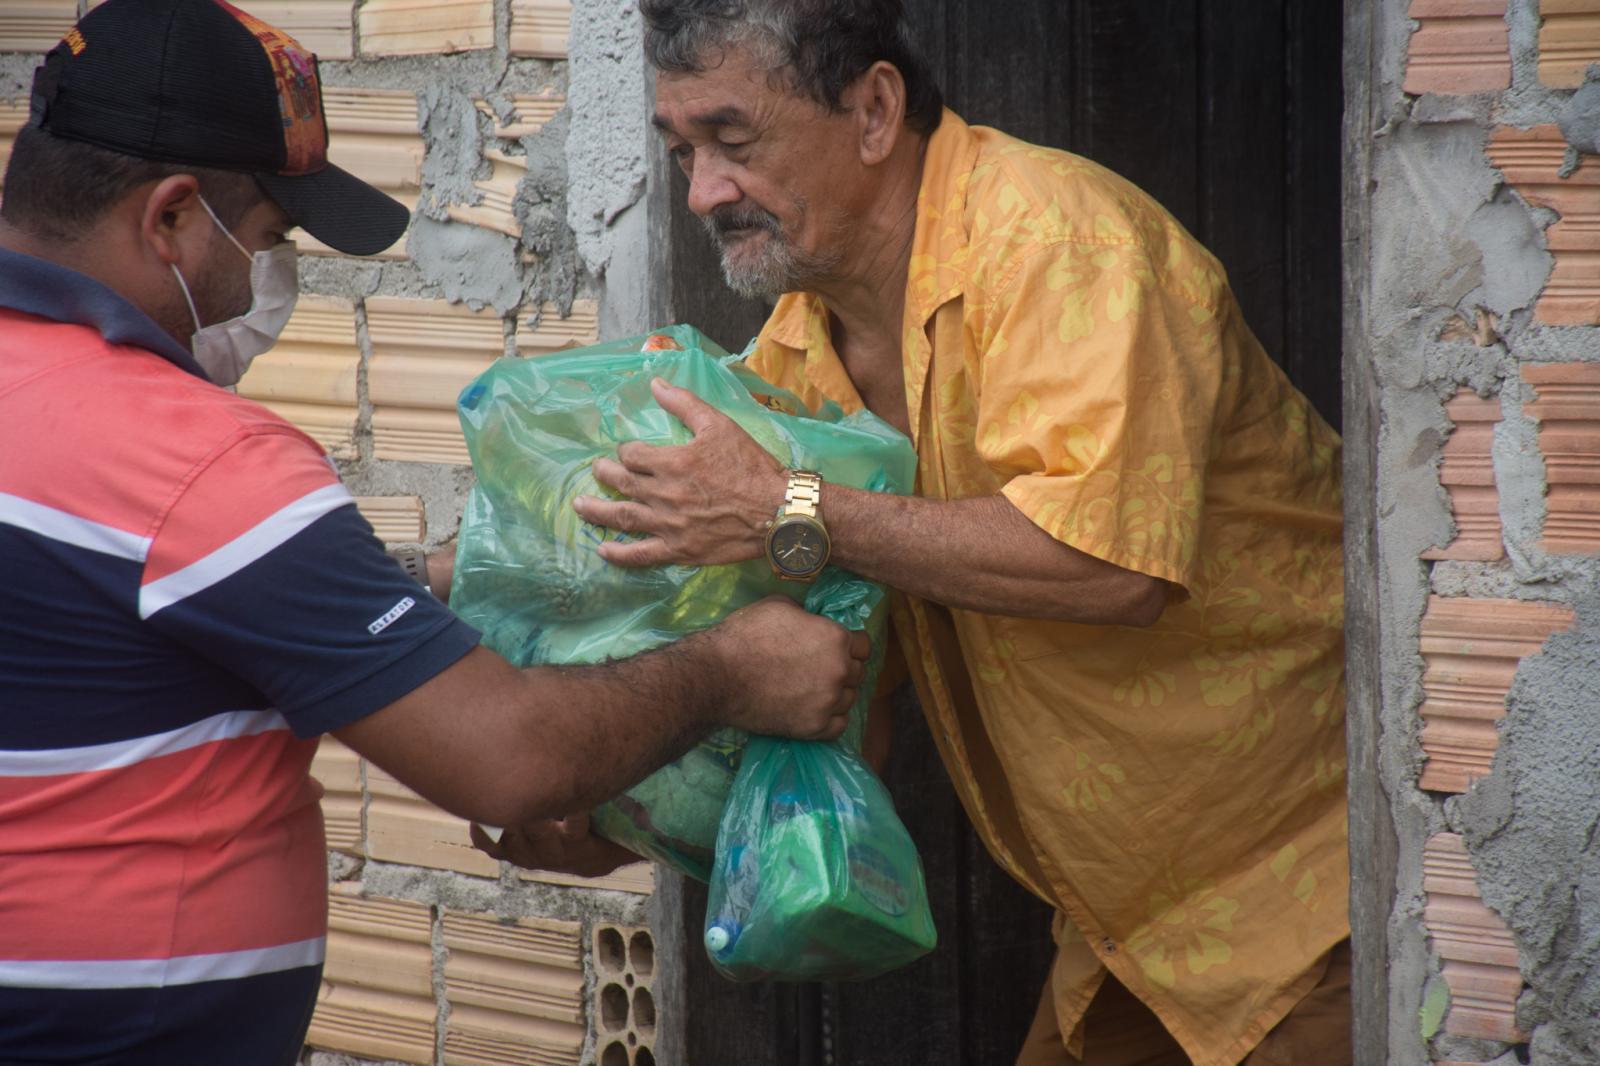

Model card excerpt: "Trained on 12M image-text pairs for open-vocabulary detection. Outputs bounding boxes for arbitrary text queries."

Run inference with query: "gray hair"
[640,0,944,135]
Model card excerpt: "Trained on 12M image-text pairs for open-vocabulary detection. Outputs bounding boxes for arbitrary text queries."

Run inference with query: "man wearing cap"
[0,2,870,1062]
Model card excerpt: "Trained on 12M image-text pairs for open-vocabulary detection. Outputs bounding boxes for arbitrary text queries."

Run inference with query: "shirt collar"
[904,108,981,326]
[0,246,206,377]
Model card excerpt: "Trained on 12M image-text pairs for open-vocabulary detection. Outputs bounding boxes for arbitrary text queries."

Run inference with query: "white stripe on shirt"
[138,483,352,619]
[0,709,289,777]
[0,492,151,561]
[0,937,327,989]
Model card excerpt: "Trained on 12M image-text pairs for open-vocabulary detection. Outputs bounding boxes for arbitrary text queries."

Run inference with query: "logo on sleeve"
[368,596,416,635]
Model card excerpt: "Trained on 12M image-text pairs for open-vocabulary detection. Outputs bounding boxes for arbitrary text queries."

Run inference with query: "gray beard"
[701,208,841,299]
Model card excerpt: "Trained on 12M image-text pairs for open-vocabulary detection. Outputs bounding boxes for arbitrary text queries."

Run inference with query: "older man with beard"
[544,1,1354,1064]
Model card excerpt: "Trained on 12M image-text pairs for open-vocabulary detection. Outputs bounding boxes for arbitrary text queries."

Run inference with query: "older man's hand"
[572,377,788,568]
[469,815,641,879]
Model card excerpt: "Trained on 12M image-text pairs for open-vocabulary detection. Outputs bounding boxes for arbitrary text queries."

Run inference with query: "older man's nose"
[685,153,742,218]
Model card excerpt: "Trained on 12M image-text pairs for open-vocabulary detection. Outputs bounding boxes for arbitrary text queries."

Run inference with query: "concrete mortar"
[361,861,651,927]
[564,0,650,280]
[0,53,38,100]
[1360,0,1600,1054]
[1453,603,1600,1063]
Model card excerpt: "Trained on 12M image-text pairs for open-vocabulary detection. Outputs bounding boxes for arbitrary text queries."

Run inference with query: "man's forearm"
[821,486,1166,625]
[337,635,729,828]
[334,598,861,830]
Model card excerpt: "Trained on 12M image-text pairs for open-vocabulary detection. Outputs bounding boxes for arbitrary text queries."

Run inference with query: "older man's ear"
[852,60,909,167]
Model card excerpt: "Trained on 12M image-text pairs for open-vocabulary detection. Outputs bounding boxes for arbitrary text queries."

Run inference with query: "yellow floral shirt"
[748,111,1348,1066]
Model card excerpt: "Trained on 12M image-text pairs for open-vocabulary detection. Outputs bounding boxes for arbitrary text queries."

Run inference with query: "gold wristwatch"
[764,470,830,582]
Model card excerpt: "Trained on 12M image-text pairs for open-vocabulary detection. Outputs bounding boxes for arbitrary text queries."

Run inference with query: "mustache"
[702,204,784,241]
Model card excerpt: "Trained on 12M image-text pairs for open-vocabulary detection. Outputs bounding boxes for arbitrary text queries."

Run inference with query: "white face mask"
[170,196,298,387]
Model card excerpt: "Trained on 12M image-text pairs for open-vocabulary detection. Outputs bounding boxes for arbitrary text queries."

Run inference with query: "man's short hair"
[640,0,944,136]
[1,126,267,244]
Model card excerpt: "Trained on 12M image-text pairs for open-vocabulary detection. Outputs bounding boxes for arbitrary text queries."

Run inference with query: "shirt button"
[1101,938,1117,955]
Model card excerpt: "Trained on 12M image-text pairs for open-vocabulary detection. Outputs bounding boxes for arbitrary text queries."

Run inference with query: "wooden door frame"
[1340,2,1396,1064]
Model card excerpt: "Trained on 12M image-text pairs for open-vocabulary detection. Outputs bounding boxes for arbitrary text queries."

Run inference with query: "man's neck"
[809,132,928,368]
[0,219,106,286]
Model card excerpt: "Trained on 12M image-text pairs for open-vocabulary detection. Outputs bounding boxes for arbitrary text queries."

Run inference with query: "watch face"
[771,520,827,576]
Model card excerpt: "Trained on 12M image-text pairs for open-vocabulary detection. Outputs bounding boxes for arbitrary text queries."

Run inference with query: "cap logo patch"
[215,0,327,175]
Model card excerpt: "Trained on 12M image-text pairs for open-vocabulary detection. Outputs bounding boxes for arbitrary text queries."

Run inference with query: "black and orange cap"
[30,0,409,256]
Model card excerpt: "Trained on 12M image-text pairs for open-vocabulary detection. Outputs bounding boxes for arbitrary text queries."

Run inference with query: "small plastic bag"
[703,736,938,982]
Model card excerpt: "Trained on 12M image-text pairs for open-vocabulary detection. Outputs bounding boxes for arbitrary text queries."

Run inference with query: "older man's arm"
[572,379,1168,627]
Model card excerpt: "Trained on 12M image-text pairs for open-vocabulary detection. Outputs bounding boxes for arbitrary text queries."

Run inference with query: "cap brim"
[256,163,411,257]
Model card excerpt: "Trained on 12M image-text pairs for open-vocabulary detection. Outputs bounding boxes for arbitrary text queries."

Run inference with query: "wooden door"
[663,3,1345,1063]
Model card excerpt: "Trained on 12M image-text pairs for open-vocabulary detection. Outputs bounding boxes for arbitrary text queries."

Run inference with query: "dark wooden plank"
[677,873,814,1066]
[1198,0,1288,368]
[828,684,969,1066]
[1077,0,1202,232]
[1339,1,1389,1059]
[957,829,1056,1065]
[1284,0,1346,430]
[947,0,1074,149]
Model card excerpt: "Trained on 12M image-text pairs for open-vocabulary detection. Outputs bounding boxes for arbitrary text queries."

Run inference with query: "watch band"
[782,470,824,519]
[392,549,433,596]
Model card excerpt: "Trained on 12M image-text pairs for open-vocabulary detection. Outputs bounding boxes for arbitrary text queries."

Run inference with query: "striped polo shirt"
[0,248,480,1064]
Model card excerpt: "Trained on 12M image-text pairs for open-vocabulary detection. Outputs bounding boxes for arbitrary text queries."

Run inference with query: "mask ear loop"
[170,263,202,332]
[196,195,254,263]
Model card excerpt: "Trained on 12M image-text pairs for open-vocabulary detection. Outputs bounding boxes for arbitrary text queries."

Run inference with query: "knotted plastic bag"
[450,324,917,881]
[703,735,938,981]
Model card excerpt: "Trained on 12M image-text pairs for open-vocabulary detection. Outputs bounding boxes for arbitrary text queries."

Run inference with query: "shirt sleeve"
[138,426,481,737]
[973,235,1231,591]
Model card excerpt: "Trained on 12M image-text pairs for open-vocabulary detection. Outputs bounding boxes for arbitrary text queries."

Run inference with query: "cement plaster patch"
[0,53,37,101]
[362,860,650,926]
[336,460,476,551]
[418,85,492,218]
[509,107,582,316]
[1374,388,1458,1065]
[1453,602,1600,1063]
[1558,75,1600,155]
[406,215,525,312]
[564,0,649,279]
[1370,123,1553,382]
[1490,377,1548,572]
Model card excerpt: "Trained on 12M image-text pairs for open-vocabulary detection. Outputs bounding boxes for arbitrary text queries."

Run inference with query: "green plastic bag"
[703,736,938,981]
[450,324,917,881]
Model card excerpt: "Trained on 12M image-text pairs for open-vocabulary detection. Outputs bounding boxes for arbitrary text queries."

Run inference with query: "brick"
[1524,363,1600,553]
[477,93,567,140]
[1417,596,1575,792]
[228,0,353,59]
[1422,834,1525,1043]
[235,296,361,457]
[366,763,499,876]
[355,496,428,544]
[513,301,602,357]
[0,2,77,53]
[1404,0,1510,95]
[509,0,571,58]
[295,88,423,259]
[366,297,507,465]
[1538,0,1600,87]
[1422,390,1503,561]
[1486,126,1600,326]
[591,924,658,1065]
[441,910,585,1065]
[311,737,363,856]
[359,0,493,57]
[520,863,656,895]
[307,887,436,1064]
[447,149,528,238]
